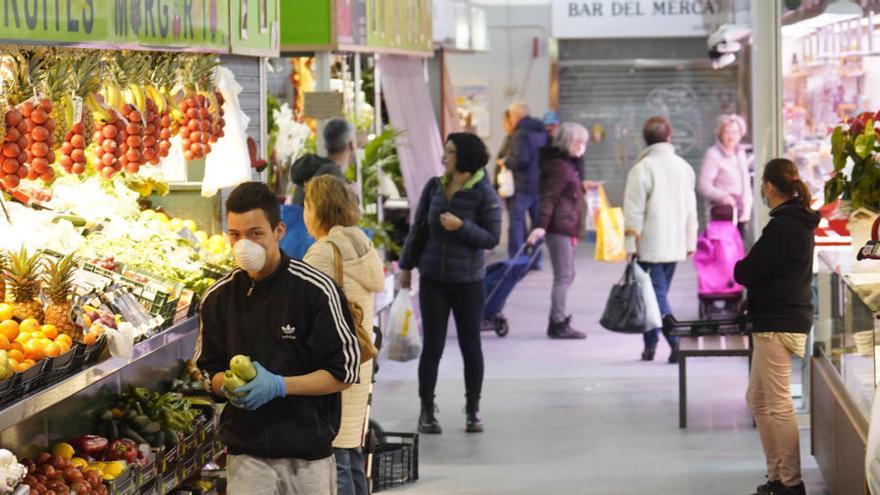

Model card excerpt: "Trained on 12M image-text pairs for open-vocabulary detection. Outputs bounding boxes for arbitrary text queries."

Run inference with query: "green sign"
[366,0,431,54]
[280,0,332,51]
[0,0,230,52]
[230,0,280,57]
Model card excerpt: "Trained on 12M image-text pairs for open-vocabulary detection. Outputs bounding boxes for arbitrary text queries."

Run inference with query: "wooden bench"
[678,334,752,428]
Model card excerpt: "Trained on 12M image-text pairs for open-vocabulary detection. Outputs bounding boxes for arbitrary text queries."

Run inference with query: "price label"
[73,95,83,124]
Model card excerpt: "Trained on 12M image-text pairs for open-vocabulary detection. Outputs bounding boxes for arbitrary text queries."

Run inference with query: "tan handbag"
[328,241,379,364]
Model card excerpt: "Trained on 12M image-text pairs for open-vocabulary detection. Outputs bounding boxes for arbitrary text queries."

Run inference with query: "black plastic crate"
[180,431,199,457]
[105,467,137,495]
[38,347,80,387]
[15,358,48,395]
[371,432,419,492]
[159,468,179,493]
[177,453,199,483]
[154,444,180,475]
[137,479,158,495]
[79,334,108,366]
[0,374,21,406]
[136,455,158,488]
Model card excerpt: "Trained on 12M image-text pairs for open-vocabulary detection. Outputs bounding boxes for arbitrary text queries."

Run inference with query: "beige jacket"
[304,226,385,449]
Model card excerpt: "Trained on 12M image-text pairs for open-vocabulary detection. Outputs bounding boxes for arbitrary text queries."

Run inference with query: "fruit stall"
[0,2,280,495]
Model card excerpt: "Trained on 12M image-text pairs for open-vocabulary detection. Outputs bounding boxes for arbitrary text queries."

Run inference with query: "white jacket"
[304,226,385,449]
[623,142,698,263]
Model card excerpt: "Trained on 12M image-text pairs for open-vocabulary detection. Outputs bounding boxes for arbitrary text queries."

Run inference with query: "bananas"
[60,94,76,129]
[86,93,111,122]
[129,84,146,111]
[146,85,167,114]
[102,84,123,110]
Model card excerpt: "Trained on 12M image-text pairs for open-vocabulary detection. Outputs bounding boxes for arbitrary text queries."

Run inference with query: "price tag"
[73,95,83,124]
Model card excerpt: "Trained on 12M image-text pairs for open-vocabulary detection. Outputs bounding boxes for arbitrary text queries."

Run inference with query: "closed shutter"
[220,55,263,153]
[557,62,739,207]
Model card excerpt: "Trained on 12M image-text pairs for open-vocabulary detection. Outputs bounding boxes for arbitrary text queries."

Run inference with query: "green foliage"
[825,116,880,210]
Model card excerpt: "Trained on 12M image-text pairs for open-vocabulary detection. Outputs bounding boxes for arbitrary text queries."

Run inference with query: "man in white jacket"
[623,116,698,364]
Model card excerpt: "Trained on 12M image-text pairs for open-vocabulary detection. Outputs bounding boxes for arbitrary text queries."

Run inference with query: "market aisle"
[372,244,829,494]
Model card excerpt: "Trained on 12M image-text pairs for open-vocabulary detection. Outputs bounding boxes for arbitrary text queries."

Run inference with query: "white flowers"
[273,103,311,167]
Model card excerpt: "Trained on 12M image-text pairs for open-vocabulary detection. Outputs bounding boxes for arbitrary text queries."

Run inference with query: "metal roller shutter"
[557,62,739,207]
[220,55,264,155]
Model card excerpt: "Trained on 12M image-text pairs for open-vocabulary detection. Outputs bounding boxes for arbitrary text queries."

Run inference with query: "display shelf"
[0,317,198,433]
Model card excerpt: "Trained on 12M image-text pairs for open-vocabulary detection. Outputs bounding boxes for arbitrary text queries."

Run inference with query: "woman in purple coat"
[699,114,753,236]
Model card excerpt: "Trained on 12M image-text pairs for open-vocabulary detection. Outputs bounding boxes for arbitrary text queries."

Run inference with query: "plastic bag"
[106,322,135,359]
[497,167,515,199]
[599,259,646,333]
[202,66,253,197]
[383,289,421,362]
[868,382,880,494]
[632,263,662,331]
[594,185,626,262]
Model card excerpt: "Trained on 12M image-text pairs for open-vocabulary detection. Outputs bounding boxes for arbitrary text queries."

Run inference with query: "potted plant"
[825,111,880,268]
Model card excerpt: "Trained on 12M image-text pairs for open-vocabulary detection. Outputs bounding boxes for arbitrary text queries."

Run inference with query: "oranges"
[55,334,72,353]
[0,335,9,350]
[44,343,60,358]
[19,318,40,334]
[0,304,13,322]
[0,320,19,342]
[24,339,45,361]
[40,324,58,340]
[83,332,97,346]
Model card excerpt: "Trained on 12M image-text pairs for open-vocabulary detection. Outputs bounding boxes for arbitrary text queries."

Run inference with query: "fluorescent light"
[782,11,862,37]
[824,0,864,16]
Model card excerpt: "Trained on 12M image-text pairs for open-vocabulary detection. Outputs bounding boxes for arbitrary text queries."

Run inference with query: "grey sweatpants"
[227,454,336,495]
[546,233,576,323]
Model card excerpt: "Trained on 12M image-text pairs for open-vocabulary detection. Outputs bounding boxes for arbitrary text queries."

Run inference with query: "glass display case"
[816,250,880,414]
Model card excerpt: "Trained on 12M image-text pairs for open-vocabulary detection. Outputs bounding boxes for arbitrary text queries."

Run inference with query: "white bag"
[202,66,253,197]
[497,167,515,199]
[106,322,135,359]
[632,263,662,331]
[383,289,422,362]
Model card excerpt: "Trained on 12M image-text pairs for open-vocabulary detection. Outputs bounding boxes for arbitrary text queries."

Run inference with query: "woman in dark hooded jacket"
[734,158,819,495]
[527,122,591,339]
[398,133,502,436]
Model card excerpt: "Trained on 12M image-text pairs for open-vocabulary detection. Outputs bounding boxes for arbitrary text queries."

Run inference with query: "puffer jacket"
[505,117,548,196]
[399,169,502,284]
[303,226,385,448]
[537,146,585,237]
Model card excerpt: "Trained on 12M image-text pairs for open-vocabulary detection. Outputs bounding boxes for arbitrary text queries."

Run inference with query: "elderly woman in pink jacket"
[698,114,753,236]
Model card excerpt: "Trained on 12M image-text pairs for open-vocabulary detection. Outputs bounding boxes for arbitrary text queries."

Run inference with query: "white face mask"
[233,239,267,272]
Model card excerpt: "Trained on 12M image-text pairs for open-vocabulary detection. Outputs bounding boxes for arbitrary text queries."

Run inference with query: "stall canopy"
[379,55,443,209]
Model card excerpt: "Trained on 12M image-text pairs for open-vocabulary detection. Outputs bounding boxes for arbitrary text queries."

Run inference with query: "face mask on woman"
[233,239,267,272]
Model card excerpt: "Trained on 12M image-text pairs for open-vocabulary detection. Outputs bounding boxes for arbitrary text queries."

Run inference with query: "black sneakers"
[418,404,442,434]
[752,480,783,495]
[668,342,680,364]
[547,316,586,339]
[751,480,804,495]
[641,348,656,361]
[465,409,484,433]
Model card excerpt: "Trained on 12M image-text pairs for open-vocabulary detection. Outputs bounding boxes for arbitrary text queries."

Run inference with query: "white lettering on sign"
[553,0,727,39]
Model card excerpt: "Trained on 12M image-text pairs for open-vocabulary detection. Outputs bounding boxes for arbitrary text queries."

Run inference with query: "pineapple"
[43,253,80,339]
[1,247,44,321]
[0,250,8,302]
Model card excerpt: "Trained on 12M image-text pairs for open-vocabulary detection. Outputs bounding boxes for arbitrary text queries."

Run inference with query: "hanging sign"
[303,92,345,120]
[551,0,729,39]
[0,0,231,52]
[230,0,280,56]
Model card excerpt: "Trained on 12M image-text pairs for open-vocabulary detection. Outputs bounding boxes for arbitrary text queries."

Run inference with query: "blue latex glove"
[233,362,286,410]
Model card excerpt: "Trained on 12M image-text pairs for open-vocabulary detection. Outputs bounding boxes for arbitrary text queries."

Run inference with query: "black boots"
[641,348,656,361]
[547,316,586,339]
[465,399,484,433]
[668,342,680,364]
[418,403,442,434]
[751,481,804,495]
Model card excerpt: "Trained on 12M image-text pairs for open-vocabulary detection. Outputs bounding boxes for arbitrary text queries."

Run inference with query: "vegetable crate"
[371,432,419,492]
[82,262,181,327]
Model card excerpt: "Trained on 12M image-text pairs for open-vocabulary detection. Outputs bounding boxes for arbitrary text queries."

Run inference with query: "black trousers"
[418,278,486,406]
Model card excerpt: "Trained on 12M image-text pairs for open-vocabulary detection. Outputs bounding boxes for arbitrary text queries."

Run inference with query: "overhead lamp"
[824,0,864,16]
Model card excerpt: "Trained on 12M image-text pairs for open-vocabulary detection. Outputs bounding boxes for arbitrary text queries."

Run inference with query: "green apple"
[229,355,257,381]
[223,370,247,394]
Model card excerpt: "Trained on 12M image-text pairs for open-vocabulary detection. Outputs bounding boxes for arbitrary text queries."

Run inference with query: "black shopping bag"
[599,259,646,333]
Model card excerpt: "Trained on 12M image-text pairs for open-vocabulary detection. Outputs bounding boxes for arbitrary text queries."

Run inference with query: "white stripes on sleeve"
[288,260,360,384]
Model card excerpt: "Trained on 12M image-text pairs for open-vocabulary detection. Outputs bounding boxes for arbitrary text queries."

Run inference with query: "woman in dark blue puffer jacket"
[398,133,502,436]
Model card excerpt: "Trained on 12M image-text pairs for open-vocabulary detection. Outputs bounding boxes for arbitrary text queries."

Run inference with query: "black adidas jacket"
[734,200,820,333]
[194,254,360,460]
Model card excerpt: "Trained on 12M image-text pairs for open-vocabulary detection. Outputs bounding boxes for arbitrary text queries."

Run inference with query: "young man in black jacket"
[194,181,360,494]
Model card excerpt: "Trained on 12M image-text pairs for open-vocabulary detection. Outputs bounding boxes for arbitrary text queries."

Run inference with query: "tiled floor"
[371,244,829,494]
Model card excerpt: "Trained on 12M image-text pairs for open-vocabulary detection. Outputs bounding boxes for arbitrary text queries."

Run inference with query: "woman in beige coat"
[303,175,385,495]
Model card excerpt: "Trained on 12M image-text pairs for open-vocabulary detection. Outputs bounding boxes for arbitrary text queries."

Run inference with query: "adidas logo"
[281,324,297,339]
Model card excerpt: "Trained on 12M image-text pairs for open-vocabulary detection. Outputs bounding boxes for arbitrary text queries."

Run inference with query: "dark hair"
[763,158,812,210]
[226,181,282,228]
[643,116,672,146]
[446,133,489,174]
[324,118,354,154]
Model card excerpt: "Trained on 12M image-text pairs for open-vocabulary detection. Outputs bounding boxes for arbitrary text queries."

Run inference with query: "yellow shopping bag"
[595,186,626,262]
